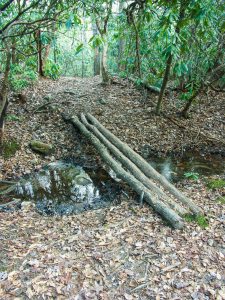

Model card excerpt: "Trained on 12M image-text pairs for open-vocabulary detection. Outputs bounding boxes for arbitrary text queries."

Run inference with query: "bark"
[92,22,100,76]
[155,54,172,114]
[180,87,201,118]
[118,0,125,72]
[81,19,87,78]
[66,115,184,229]
[129,77,160,93]
[0,50,11,143]
[42,44,51,73]
[81,114,187,216]
[133,19,141,78]
[101,34,110,84]
[36,30,44,77]
[155,2,187,114]
[86,114,203,216]
[11,38,16,64]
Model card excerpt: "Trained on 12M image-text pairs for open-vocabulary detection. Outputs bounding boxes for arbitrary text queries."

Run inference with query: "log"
[80,114,187,216]
[129,77,161,94]
[66,115,184,229]
[86,114,202,216]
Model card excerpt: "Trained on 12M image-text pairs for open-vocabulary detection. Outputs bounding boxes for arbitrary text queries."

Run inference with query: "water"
[1,152,224,214]
[0,161,122,215]
[148,152,225,182]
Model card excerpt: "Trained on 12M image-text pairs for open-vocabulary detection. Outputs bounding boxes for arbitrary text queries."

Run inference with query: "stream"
[0,152,224,215]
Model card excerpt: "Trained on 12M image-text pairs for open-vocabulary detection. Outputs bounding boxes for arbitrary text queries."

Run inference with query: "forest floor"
[0,76,225,299]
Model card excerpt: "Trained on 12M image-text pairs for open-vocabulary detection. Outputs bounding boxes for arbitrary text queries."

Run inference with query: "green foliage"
[44,60,61,80]
[184,172,199,181]
[216,196,225,204]
[207,179,225,190]
[5,114,22,122]
[184,214,209,229]
[9,64,38,92]
[1,140,20,159]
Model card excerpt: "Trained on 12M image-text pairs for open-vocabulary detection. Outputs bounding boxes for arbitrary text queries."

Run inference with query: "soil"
[0,76,224,299]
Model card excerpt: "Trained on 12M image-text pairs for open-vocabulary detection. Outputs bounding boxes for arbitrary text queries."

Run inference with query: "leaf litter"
[0,76,225,299]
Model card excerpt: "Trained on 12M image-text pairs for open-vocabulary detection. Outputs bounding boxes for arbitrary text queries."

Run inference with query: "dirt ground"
[0,76,224,299]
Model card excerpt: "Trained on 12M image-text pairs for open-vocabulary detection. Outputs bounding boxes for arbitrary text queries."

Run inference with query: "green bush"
[44,60,61,79]
[184,172,199,180]
[9,64,38,92]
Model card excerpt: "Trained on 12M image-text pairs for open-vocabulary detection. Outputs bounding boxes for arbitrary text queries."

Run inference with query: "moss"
[216,196,225,204]
[207,179,225,190]
[1,140,20,159]
[184,214,209,229]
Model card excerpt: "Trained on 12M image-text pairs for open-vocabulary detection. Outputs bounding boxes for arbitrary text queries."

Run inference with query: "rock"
[208,239,214,246]
[21,201,34,211]
[98,98,107,105]
[30,140,54,155]
[75,175,92,185]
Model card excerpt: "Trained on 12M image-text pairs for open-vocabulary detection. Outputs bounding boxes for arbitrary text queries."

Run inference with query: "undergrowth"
[216,196,225,204]
[207,179,225,190]
[184,214,209,229]
[1,139,20,159]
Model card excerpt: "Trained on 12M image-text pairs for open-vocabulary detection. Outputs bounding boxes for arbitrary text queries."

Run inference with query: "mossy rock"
[75,174,92,185]
[61,168,81,181]
[30,140,54,155]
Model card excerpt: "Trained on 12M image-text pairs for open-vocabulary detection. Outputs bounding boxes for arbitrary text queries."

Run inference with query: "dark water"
[148,152,225,182]
[0,152,224,215]
[0,161,122,215]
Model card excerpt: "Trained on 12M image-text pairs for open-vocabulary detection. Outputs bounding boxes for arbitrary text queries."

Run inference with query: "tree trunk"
[118,0,125,72]
[65,115,184,229]
[11,38,16,64]
[101,34,110,83]
[86,113,202,216]
[81,114,187,216]
[180,88,201,118]
[0,50,11,143]
[42,44,51,73]
[133,20,141,78]
[155,3,186,115]
[155,54,172,114]
[36,30,44,77]
[92,22,100,76]
[81,18,87,78]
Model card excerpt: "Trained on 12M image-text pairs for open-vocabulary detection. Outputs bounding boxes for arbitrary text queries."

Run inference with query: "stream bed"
[0,152,224,215]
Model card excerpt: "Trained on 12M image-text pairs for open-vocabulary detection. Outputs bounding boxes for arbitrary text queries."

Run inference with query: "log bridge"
[64,113,203,229]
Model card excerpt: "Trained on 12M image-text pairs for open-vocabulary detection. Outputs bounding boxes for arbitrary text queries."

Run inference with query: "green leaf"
[75,43,84,55]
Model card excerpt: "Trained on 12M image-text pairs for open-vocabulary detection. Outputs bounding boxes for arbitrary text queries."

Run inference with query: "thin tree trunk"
[11,38,16,64]
[86,113,202,216]
[180,87,201,118]
[92,22,100,76]
[133,20,141,78]
[155,54,172,114]
[155,2,186,114]
[101,34,110,83]
[0,50,11,143]
[118,0,125,72]
[42,44,51,72]
[36,30,44,77]
[66,115,184,229]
